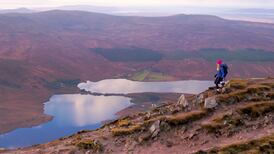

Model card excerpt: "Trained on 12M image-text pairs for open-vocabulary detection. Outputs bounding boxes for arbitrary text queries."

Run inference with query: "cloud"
[0,0,274,9]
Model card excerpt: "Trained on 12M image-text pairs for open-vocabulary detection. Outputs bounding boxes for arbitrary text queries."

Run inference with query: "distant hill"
[219,8,274,23]
[0,8,35,14]
[56,5,119,14]
[1,10,274,51]
[234,8,274,15]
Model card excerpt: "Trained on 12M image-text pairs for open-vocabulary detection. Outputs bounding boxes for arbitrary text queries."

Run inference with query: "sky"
[1,0,274,9]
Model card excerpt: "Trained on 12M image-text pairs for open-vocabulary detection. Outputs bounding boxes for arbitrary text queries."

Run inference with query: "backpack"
[221,64,229,78]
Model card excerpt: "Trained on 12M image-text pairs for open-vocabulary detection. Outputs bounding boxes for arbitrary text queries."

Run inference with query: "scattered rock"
[189,142,197,147]
[181,126,187,134]
[145,112,151,120]
[264,116,270,124]
[165,140,173,147]
[149,120,161,138]
[201,140,209,145]
[127,141,138,151]
[125,140,138,152]
[196,93,204,105]
[138,132,151,143]
[188,131,198,139]
[151,104,157,108]
[177,94,189,108]
[204,96,218,109]
[222,87,227,93]
[114,138,125,146]
[171,106,181,114]
[85,150,91,154]
[160,121,170,131]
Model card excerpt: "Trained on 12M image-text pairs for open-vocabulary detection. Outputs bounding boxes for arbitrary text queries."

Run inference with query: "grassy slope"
[6,77,274,154]
[130,70,174,81]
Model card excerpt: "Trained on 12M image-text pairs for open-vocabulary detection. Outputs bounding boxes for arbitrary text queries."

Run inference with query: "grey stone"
[160,121,171,131]
[85,151,91,154]
[151,104,157,108]
[145,112,151,119]
[177,94,189,108]
[196,93,204,105]
[149,120,160,138]
[204,96,218,109]
[138,132,151,143]
[188,131,198,139]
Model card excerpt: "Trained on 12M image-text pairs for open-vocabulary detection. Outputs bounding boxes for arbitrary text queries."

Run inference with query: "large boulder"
[177,94,189,108]
[149,120,160,138]
[196,93,204,105]
[204,96,218,109]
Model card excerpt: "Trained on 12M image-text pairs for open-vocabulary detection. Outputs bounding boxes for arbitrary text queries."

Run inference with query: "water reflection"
[0,95,132,148]
[78,79,213,94]
[45,95,132,126]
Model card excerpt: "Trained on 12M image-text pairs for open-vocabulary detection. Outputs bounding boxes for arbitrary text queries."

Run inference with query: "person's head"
[216,59,222,70]
[217,59,222,65]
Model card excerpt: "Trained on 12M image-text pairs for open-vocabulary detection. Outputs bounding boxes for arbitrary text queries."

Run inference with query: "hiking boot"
[221,81,226,87]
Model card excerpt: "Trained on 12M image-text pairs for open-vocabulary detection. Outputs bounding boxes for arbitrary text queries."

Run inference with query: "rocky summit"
[2,77,274,154]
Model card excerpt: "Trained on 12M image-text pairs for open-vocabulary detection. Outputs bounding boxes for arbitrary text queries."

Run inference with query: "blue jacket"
[216,64,225,78]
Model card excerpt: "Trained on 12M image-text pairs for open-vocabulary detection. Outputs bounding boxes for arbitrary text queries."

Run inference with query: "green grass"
[131,70,150,81]
[130,70,172,81]
[76,140,103,151]
[205,133,274,154]
[148,72,169,81]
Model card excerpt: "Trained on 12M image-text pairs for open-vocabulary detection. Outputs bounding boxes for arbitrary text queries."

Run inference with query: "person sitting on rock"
[214,59,228,92]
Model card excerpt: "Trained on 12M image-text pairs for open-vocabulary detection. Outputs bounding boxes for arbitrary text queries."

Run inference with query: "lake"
[0,95,132,148]
[78,79,212,94]
[0,79,213,148]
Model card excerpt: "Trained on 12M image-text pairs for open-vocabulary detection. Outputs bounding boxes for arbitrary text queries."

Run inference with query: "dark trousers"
[214,77,223,89]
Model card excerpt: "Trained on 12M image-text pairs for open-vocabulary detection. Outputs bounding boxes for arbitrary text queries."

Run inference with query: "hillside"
[1,11,274,136]
[2,77,273,154]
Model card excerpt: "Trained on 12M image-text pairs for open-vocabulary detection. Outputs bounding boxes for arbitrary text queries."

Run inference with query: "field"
[129,70,174,81]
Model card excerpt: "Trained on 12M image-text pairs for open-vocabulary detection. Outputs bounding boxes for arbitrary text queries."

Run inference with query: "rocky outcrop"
[149,120,161,138]
[196,93,205,105]
[177,94,189,108]
[204,96,218,109]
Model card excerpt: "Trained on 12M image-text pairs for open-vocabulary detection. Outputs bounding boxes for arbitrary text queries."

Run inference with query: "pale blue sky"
[1,0,274,9]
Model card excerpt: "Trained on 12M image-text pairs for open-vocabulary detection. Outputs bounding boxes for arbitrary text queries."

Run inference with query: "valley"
[0,10,274,147]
